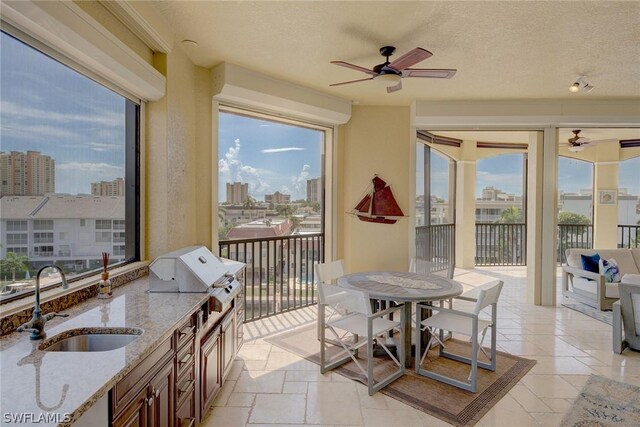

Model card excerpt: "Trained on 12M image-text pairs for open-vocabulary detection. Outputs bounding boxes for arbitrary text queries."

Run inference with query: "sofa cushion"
[632,249,640,271]
[581,253,600,273]
[599,258,621,283]
[566,249,640,275]
[634,294,640,334]
[572,277,619,298]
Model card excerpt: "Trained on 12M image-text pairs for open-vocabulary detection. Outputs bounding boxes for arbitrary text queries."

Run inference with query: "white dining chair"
[317,283,405,395]
[409,258,454,280]
[314,260,345,341]
[415,280,503,393]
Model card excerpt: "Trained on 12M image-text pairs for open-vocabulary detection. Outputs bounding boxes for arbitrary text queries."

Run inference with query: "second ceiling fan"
[330,46,456,93]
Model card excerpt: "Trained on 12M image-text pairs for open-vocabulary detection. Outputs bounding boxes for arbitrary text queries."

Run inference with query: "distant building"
[296,214,322,234]
[265,191,290,204]
[91,178,125,196]
[226,218,292,240]
[558,191,593,221]
[306,178,322,203]
[0,194,126,272]
[226,182,248,204]
[0,151,55,196]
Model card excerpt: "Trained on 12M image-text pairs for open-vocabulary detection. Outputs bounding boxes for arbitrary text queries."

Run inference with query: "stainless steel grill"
[149,246,245,311]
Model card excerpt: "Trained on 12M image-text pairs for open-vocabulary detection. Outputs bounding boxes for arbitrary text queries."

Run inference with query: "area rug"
[561,375,640,426]
[562,302,613,325]
[266,324,536,427]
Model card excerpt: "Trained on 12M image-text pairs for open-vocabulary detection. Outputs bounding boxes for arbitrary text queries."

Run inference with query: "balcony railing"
[619,225,640,248]
[557,223,593,264]
[475,223,526,266]
[219,233,324,322]
[415,224,455,268]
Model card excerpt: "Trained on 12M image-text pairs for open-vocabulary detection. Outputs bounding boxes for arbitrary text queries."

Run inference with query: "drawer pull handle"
[179,380,194,393]
[145,396,154,407]
[154,388,161,398]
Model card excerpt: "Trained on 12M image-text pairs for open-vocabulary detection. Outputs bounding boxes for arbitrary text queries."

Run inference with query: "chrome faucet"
[16,265,69,340]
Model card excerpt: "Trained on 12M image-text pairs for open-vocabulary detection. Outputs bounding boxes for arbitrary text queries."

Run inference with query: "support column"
[455,159,476,268]
[526,132,544,305]
[593,161,620,248]
[540,127,559,306]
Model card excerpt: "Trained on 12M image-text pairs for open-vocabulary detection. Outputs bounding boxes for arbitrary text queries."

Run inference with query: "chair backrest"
[315,260,345,285]
[619,282,640,344]
[317,282,371,316]
[409,258,454,280]
[473,280,504,315]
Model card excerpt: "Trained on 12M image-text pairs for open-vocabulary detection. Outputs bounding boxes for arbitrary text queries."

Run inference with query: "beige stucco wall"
[146,46,212,258]
[338,106,410,273]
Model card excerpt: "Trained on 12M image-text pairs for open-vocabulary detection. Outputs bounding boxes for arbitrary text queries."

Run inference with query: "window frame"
[0,26,141,304]
[216,104,335,259]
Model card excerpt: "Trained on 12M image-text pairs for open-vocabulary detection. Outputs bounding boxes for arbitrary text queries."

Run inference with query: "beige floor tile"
[306,382,363,425]
[282,381,308,394]
[508,384,552,413]
[355,383,388,410]
[530,356,598,375]
[520,375,580,399]
[541,397,573,413]
[238,344,272,360]
[249,393,306,424]
[226,392,255,407]
[213,380,236,406]
[530,412,566,426]
[285,369,332,382]
[361,408,425,427]
[263,351,318,371]
[201,406,251,427]
[234,370,285,393]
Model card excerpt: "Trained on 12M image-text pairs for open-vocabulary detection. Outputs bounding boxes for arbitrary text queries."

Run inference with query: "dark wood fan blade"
[386,80,402,93]
[331,61,377,76]
[388,47,433,71]
[329,77,374,87]
[403,68,457,78]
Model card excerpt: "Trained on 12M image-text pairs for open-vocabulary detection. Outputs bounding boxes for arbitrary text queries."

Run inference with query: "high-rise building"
[0,151,55,196]
[306,177,322,203]
[226,182,249,204]
[91,178,125,196]
[264,191,290,204]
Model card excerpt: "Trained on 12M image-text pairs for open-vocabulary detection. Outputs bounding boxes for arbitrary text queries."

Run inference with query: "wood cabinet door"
[113,386,148,427]
[221,310,236,379]
[200,328,221,414]
[149,360,175,427]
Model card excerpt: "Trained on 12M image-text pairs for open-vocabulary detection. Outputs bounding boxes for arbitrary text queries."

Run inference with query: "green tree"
[242,196,257,209]
[275,204,295,217]
[1,252,29,282]
[558,211,590,225]
[496,207,522,224]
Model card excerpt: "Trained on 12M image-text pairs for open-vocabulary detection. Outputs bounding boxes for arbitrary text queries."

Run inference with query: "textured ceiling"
[155,1,640,106]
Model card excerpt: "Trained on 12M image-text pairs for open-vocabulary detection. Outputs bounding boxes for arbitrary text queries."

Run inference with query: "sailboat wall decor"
[350,175,404,224]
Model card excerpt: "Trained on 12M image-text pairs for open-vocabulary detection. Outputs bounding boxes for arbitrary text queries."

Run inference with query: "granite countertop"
[0,277,209,426]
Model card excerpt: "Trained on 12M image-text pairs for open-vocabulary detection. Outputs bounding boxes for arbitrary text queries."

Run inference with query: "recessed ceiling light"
[569,82,580,93]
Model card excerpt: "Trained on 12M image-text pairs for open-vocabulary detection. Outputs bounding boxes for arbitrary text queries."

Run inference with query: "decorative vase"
[97,271,112,299]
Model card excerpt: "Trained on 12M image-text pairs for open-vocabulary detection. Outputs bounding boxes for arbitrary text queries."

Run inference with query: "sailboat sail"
[350,175,404,224]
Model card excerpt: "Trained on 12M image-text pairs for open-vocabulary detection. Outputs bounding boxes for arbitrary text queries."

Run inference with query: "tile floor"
[201,267,640,427]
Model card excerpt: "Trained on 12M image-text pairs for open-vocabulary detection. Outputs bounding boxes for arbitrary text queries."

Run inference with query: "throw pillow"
[580,253,600,273]
[599,258,621,283]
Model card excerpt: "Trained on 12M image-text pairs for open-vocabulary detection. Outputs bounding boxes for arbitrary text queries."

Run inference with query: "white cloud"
[57,162,122,173]
[291,164,311,192]
[261,147,305,153]
[56,162,124,194]
[280,186,292,195]
[0,100,123,128]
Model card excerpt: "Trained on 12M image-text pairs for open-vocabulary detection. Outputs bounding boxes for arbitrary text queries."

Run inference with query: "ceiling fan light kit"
[330,45,456,93]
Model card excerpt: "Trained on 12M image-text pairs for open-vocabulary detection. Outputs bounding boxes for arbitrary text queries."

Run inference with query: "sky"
[219,112,322,201]
[0,32,126,195]
[417,145,640,200]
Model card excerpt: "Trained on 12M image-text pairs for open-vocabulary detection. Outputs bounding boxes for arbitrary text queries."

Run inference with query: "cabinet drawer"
[175,385,195,427]
[176,338,195,378]
[113,336,174,416]
[176,360,195,406]
[176,316,196,351]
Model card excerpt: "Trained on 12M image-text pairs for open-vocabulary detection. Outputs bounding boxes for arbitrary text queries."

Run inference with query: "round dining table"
[338,271,463,367]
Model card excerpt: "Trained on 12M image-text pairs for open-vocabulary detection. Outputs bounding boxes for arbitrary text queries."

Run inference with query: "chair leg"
[367,322,374,396]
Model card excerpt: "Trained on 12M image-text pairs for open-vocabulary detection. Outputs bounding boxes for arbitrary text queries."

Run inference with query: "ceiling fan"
[566,130,616,152]
[330,46,456,93]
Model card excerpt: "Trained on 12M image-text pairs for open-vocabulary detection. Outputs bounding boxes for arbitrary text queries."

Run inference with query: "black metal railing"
[415,224,455,268]
[557,223,593,264]
[619,225,640,248]
[475,223,526,266]
[219,233,324,322]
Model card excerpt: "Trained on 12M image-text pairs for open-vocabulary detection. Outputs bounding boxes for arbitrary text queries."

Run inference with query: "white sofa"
[562,248,640,311]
